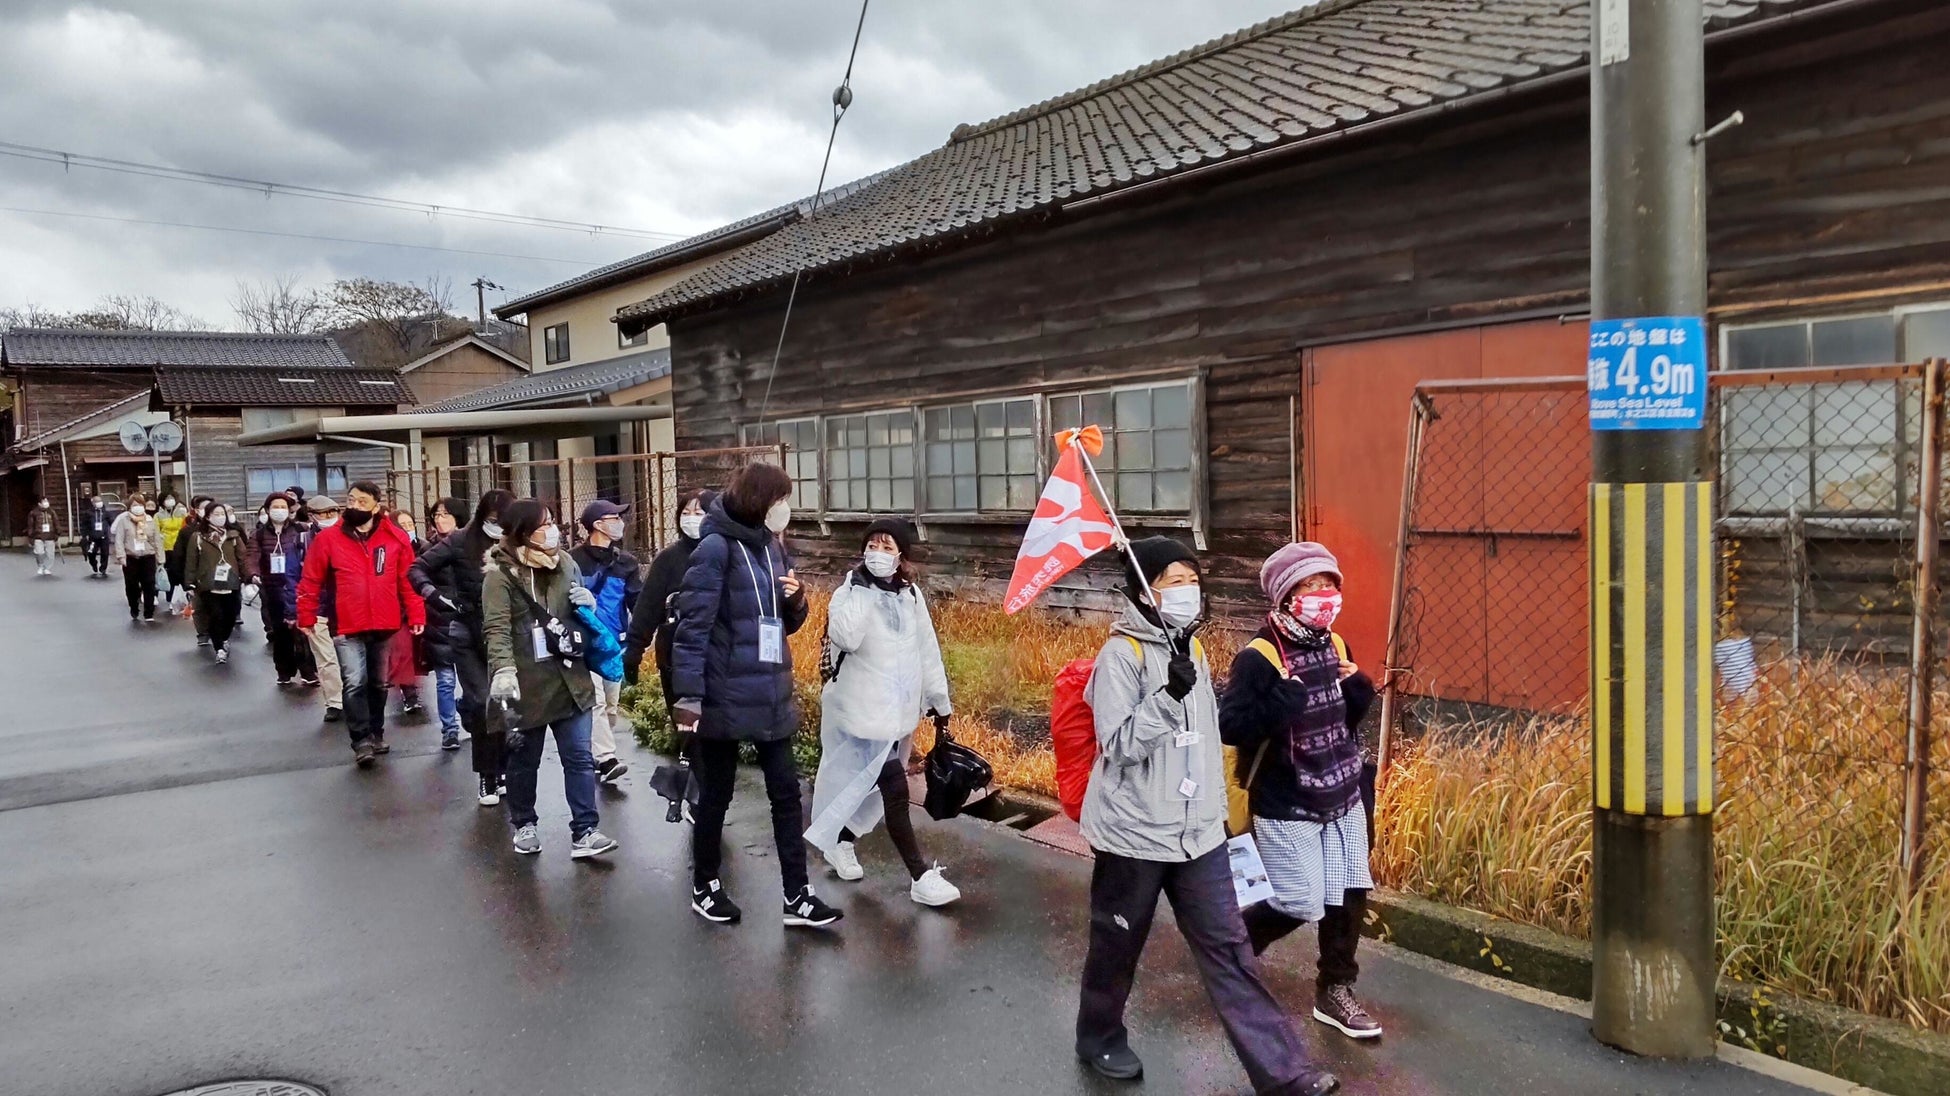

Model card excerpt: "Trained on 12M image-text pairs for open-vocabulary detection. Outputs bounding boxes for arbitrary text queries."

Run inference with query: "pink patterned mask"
[1293,590,1342,630]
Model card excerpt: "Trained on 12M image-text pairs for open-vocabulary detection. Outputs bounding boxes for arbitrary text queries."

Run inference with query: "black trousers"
[121,557,157,617]
[84,535,109,573]
[1242,889,1368,992]
[200,590,242,651]
[839,754,928,879]
[691,736,808,897]
[1078,845,1312,1096]
[267,617,317,681]
[455,647,503,778]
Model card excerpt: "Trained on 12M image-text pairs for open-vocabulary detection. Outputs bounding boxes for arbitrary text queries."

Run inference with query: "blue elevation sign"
[1587,316,1707,431]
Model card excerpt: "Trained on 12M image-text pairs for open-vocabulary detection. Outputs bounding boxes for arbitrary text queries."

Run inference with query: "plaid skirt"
[1252,809,1374,922]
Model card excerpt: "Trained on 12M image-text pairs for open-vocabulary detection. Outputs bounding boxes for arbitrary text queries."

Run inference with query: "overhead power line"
[0,204,603,266]
[0,139,687,242]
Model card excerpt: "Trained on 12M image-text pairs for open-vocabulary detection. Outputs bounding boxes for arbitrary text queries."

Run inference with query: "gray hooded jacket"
[1078,604,1227,863]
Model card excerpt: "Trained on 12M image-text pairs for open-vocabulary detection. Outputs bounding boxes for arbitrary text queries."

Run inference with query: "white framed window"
[1048,380,1194,513]
[240,407,338,433]
[924,397,1039,513]
[739,418,821,511]
[826,410,915,513]
[1721,307,1950,515]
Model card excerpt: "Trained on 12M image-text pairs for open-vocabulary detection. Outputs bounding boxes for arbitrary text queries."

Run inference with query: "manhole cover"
[161,1076,325,1084]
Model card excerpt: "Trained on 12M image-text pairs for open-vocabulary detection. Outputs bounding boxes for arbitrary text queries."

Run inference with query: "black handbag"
[923,727,993,821]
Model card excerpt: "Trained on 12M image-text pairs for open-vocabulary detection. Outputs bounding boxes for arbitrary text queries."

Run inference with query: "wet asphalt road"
[0,553,1827,1096]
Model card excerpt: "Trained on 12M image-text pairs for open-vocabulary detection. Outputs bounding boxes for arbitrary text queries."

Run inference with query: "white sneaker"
[910,865,961,907]
[824,841,864,881]
[214,648,229,665]
[571,829,619,860]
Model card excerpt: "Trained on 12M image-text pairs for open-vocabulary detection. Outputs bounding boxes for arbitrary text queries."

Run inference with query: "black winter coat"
[625,534,701,683]
[670,502,808,741]
[408,527,491,668]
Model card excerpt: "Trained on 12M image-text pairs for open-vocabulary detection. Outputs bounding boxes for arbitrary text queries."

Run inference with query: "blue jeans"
[505,708,598,838]
[434,666,462,734]
[332,631,393,746]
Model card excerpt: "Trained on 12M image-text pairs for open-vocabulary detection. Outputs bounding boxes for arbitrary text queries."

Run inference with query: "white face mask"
[863,549,900,579]
[537,525,561,551]
[209,512,229,529]
[39,500,50,509]
[269,508,289,524]
[1155,584,1202,628]
[764,499,791,534]
[316,515,339,529]
[129,504,146,516]
[482,520,503,539]
[163,498,175,509]
[600,518,626,540]
[679,512,705,539]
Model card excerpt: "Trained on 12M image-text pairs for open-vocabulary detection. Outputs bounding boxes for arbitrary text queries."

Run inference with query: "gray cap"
[308,495,340,511]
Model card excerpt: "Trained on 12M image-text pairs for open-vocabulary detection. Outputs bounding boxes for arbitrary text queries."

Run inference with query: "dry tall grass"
[1373,656,1950,1033]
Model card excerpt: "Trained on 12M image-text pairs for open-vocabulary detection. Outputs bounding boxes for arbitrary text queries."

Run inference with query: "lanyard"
[734,542,777,619]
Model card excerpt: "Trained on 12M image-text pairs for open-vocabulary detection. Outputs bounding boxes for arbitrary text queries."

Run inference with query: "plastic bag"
[922,727,993,821]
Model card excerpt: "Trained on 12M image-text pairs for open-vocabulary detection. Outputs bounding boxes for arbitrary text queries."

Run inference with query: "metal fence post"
[1377,391,1433,783]
[1902,358,1944,894]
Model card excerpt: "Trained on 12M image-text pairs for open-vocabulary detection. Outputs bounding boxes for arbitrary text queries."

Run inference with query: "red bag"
[1051,657,1101,822]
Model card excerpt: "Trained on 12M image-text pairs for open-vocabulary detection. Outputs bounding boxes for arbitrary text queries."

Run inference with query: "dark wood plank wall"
[667,4,1950,618]
[184,411,391,514]
[6,372,154,539]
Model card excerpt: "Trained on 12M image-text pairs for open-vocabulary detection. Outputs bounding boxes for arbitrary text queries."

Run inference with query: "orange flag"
[1005,429,1115,614]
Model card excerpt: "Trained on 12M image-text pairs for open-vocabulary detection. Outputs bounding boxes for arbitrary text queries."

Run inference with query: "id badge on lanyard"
[270,553,286,576]
[531,624,550,660]
[737,542,785,665]
[213,562,232,585]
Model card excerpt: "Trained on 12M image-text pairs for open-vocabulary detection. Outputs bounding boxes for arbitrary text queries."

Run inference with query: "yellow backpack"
[1224,633,1347,837]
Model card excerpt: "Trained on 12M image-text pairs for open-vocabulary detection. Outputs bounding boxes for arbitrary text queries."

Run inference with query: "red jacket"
[297,519,426,635]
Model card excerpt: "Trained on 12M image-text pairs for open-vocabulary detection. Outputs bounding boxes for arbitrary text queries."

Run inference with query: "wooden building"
[2,330,410,540]
[397,334,531,408]
[610,0,1945,651]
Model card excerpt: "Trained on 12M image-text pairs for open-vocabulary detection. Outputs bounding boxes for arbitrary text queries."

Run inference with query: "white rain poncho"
[804,575,951,852]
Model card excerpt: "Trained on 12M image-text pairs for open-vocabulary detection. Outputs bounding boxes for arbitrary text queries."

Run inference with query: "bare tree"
[326,276,464,367]
[1,296,207,332]
[232,275,329,334]
[0,304,73,332]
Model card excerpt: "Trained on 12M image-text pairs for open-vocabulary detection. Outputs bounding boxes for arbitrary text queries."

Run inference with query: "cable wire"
[756,0,870,427]
[0,140,686,242]
[0,204,602,266]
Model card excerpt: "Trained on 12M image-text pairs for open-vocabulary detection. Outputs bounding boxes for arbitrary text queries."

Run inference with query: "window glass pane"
[1153,383,1191,428]
[1903,308,1950,360]
[951,405,974,435]
[955,478,976,511]
[926,443,953,475]
[1006,398,1035,433]
[1115,430,1153,470]
[1116,472,1153,511]
[1727,324,1808,370]
[1155,471,1192,510]
[848,449,866,478]
[1154,428,1192,470]
[892,445,913,477]
[248,469,275,498]
[978,402,1005,437]
[1812,316,1896,367]
[868,448,891,479]
[326,467,347,493]
[1722,388,1803,449]
[979,438,1005,471]
[1083,392,1114,428]
[928,478,955,510]
[1727,451,1808,513]
[1812,382,1895,447]
[978,476,1007,509]
[1115,388,1152,430]
[828,481,850,511]
[1051,395,1080,433]
[1006,437,1037,474]
[925,408,949,441]
[1815,450,1897,511]
[893,479,914,510]
[869,480,891,511]
[953,441,976,474]
[868,414,889,447]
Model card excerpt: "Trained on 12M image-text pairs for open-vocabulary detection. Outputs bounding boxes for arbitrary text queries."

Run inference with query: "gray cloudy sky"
[0,0,1296,327]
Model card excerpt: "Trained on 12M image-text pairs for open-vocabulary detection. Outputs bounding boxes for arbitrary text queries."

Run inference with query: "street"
[0,553,1837,1096]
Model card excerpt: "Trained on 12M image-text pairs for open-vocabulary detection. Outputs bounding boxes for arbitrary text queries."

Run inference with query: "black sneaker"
[353,740,376,768]
[1077,1045,1143,1081]
[276,677,294,687]
[691,879,742,924]
[371,736,391,755]
[197,635,211,647]
[300,676,320,688]
[597,757,629,784]
[783,886,843,929]
[323,707,343,723]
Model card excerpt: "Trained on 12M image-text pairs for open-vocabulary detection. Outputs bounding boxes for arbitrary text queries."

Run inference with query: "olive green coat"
[481,544,597,730]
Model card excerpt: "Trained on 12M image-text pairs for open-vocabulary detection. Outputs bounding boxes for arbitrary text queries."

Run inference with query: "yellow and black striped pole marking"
[1591,481,1714,816]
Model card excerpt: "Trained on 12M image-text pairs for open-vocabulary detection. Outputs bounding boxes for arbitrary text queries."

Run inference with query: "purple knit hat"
[1260,542,1342,606]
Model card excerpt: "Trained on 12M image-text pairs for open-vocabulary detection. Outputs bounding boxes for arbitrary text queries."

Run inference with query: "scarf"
[516,545,560,571]
[1259,618,1362,823]
[1270,608,1333,650]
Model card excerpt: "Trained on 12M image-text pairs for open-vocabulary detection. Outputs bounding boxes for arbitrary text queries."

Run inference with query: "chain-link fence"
[1375,361,1948,1031]
[386,444,785,555]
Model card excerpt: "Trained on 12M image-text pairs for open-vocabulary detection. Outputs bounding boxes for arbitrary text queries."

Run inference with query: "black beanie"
[1123,535,1199,589]
[862,518,916,556]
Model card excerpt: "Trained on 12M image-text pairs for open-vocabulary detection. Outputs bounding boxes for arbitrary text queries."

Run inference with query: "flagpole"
[1069,436,1162,615]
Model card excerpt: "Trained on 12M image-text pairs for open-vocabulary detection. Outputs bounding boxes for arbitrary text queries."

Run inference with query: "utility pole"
[471,277,503,334]
[1587,0,1717,1058]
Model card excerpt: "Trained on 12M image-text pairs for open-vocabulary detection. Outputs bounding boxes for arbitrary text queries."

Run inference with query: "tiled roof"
[493,169,900,318]
[616,0,1820,331]
[155,367,411,407]
[2,328,353,369]
[416,347,671,413]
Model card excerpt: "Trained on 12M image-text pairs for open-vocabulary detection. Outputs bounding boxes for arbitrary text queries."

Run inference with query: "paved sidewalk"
[0,552,1836,1095]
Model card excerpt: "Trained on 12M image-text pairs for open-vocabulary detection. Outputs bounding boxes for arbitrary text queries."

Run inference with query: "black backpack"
[923,727,994,821]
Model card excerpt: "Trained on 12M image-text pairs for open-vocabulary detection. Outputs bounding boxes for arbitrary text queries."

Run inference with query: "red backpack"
[1050,636,1205,822]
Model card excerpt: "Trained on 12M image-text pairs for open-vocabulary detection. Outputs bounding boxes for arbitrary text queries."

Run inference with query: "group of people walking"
[27,459,1378,1096]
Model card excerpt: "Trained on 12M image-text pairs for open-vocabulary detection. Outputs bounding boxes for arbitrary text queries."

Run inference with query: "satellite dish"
[119,420,151,454]
[148,421,184,455]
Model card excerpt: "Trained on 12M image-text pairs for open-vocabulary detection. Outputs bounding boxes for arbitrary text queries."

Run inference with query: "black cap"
[579,499,630,531]
[1123,535,1199,589]
[862,517,916,556]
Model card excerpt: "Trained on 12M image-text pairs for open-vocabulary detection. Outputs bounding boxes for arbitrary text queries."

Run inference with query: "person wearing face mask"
[171,496,213,629]
[110,492,166,621]
[481,499,617,860]
[671,462,840,929]
[570,500,642,785]
[297,481,425,767]
[1221,543,1380,1043]
[624,489,715,712]
[29,497,58,576]
[1073,536,1338,1096]
[82,494,112,577]
[805,519,961,906]
[157,497,187,602]
[415,498,469,750]
[300,497,345,721]
[413,490,514,798]
[184,501,258,663]
[251,492,319,687]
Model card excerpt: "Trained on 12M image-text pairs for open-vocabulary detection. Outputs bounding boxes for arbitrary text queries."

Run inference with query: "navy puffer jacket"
[670,501,809,741]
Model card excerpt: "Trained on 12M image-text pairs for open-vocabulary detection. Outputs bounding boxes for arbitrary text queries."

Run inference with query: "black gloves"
[1164,653,1198,701]
[623,646,643,686]
[928,708,950,735]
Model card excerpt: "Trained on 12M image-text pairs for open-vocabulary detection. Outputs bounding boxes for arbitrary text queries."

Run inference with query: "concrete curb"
[1363,890,1950,1096]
